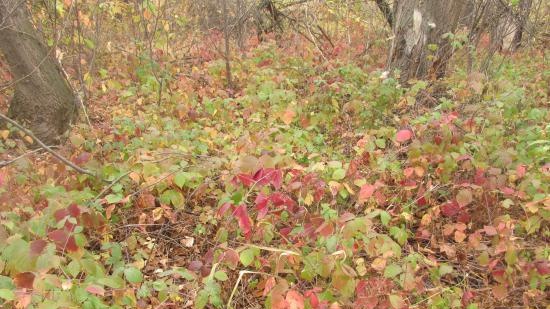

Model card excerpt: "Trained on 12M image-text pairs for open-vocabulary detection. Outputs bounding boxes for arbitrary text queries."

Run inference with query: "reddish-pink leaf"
[500,187,515,196]
[395,129,413,143]
[535,261,550,275]
[14,272,35,289]
[86,284,105,296]
[54,208,70,222]
[255,193,269,220]
[233,205,252,236]
[441,200,460,217]
[236,174,255,187]
[462,290,475,306]
[286,290,305,309]
[358,184,375,203]
[67,203,81,217]
[48,229,78,252]
[30,239,48,256]
[304,289,320,308]
[216,202,233,218]
[270,192,297,212]
[73,152,91,165]
[516,164,527,178]
[188,260,203,272]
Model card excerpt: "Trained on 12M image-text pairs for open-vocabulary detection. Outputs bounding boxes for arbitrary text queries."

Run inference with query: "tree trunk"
[375,0,393,28]
[511,0,533,50]
[387,0,466,84]
[0,0,77,145]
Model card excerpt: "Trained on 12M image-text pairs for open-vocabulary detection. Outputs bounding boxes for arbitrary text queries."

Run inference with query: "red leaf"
[441,200,460,217]
[500,187,515,196]
[216,202,233,218]
[236,174,255,187]
[286,290,305,309]
[233,205,252,237]
[270,192,297,212]
[67,203,81,217]
[86,284,105,296]
[396,129,413,143]
[14,272,35,289]
[516,165,527,178]
[30,239,48,256]
[462,290,475,306]
[358,184,375,203]
[73,152,91,165]
[535,260,550,275]
[54,208,70,222]
[48,229,78,252]
[304,289,320,308]
[255,193,269,220]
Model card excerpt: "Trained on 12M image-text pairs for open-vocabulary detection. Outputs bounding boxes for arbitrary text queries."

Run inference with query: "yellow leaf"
[0,130,9,139]
[24,136,34,144]
[371,257,386,272]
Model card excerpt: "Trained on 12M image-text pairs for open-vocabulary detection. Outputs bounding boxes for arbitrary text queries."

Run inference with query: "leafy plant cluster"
[0,38,549,309]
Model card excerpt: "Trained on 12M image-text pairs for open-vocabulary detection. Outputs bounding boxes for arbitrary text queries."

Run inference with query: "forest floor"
[0,38,549,308]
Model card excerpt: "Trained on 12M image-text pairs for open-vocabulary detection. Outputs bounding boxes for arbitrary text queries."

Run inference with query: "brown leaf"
[456,189,473,207]
[14,272,35,289]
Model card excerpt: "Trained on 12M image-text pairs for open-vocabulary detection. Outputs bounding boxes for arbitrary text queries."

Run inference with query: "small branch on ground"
[0,112,96,177]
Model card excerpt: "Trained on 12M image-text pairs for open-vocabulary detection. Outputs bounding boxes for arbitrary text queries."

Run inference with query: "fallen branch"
[0,112,96,177]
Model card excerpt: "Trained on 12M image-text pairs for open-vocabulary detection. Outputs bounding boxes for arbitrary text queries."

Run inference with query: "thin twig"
[0,112,95,177]
[0,147,54,167]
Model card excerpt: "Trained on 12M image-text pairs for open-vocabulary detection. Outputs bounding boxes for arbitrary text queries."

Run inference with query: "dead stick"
[0,112,96,177]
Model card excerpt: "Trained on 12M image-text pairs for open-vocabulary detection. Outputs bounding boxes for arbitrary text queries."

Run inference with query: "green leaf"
[214,271,228,281]
[0,289,15,301]
[105,193,123,204]
[174,172,187,188]
[124,267,143,284]
[332,168,346,180]
[389,226,408,246]
[195,289,209,309]
[160,189,184,208]
[239,248,255,267]
[384,264,402,279]
[379,211,391,226]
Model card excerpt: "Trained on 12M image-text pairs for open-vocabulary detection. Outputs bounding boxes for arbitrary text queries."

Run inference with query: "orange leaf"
[286,290,305,309]
[358,184,375,203]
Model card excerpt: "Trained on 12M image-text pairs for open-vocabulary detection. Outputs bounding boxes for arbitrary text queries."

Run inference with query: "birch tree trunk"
[387,0,466,84]
[0,0,77,145]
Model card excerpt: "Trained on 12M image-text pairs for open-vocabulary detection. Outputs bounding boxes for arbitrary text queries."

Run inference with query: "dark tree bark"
[375,0,393,28]
[511,0,533,50]
[387,0,467,84]
[0,0,77,145]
